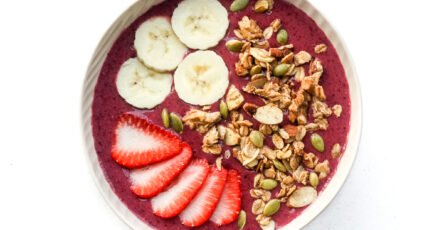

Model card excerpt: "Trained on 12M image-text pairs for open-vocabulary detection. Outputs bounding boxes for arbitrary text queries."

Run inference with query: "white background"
[0,0,443,229]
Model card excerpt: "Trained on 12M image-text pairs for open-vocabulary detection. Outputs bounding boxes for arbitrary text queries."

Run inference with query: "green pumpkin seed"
[263,199,280,216]
[260,179,278,190]
[310,133,325,152]
[249,130,264,148]
[230,0,249,12]
[309,172,319,188]
[272,159,287,173]
[169,113,183,133]
[277,29,288,45]
[273,63,290,77]
[225,40,245,52]
[161,108,170,128]
[237,210,246,229]
[250,65,262,76]
[220,100,229,119]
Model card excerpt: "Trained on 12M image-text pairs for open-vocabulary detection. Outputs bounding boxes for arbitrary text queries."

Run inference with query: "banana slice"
[174,51,229,105]
[135,17,188,72]
[172,0,229,50]
[116,58,172,109]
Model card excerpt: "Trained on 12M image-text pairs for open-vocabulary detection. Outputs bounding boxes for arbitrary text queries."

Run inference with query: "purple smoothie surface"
[91,0,351,229]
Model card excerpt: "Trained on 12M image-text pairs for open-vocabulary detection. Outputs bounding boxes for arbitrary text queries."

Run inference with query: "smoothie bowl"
[81,0,362,229]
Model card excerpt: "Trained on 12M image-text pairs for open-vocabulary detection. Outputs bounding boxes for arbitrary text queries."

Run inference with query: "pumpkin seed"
[272,159,287,173]
[249,130,264,148]
[161,108,169,128]
[263,199,280,216]
[250,65,262,76]
[237,210,246,229]
[272,64,290,77]
[276,29,288,45]
[310,133,325,152]
[220,100,229,119]
[169,113,183,133]
[226,39,245,52]
[230,0,249,12]
[309,172,319,188]
[287,186,317,208]
[260,179,278,190]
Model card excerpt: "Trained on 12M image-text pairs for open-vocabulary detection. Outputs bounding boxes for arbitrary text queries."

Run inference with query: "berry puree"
[92,0,351,229]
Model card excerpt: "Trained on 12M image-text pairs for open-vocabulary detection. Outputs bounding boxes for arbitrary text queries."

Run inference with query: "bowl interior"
[81,0,362,229]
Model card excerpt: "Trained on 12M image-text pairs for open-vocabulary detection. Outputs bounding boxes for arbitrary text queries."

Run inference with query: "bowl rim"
[81,0,362,229]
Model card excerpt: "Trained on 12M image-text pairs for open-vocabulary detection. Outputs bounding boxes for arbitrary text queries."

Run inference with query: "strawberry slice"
[179,166,227,227]
[129,143,193,198]
[151,159,210,218]
[111,113,182,168]
[210,169,241,226]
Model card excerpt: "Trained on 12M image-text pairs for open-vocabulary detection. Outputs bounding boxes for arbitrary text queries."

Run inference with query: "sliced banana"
[116,58,172,109]
[172,0,229,50]
[174,51,229,105]
[134,17,188,72]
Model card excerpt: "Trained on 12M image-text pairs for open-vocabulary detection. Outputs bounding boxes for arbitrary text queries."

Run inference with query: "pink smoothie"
[91,0,351,229]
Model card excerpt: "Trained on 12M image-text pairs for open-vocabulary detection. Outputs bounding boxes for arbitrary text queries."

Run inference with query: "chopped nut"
[303,152,318,169]
[314,160,330,179]
[309,58,323,75]
[305,123,320,132]
[292,141,304,156]
[315,118,329,130]
[282,125,297,137]
[314,85,326,101]
[276,149,292,159]
[202,127,222,154]
[331,143,342,158]
[243,102,259,116]
[292,165,308,185]
[314,43,328,54]
[332,104,343,117]
[224,128,241,146]
[270,19,281,32]
[255,1,269,13]
[183,109,221,134]
[294,51,312,66]
[238,16,263,41]
[264,167,276,178]
[282,175,294,185]
[281,52,295,64]
[259,124,273,136]
[254,104,283,125]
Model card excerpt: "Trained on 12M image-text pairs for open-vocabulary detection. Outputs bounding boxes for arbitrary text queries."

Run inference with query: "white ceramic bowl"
[81,0,362,229]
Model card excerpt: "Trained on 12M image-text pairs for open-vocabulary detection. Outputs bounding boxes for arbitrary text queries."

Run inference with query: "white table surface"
[0,0,443,229]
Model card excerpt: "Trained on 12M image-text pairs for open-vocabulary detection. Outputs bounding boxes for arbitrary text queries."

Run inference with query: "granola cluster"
[180,16,344,229]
